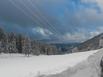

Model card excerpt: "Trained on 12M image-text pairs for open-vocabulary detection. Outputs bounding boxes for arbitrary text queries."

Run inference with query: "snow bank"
[0,49,100,77]
[43,49,103,77]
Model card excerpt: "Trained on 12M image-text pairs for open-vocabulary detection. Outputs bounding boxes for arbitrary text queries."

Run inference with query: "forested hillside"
[0,28,58,56]
[72,33,103,52]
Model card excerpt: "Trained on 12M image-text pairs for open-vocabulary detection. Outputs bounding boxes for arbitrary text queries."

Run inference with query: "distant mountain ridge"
[51,43,79,54]
[72,33,103,52]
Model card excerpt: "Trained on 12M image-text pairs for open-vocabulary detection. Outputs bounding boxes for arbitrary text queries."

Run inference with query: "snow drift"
[0,49,103,77]
[43,49,103,77]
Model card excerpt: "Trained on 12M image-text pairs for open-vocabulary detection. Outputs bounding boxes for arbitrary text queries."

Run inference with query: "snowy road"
[0,50,99,77]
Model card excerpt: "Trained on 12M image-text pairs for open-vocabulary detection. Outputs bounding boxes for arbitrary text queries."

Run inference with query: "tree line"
[0,28,58,56]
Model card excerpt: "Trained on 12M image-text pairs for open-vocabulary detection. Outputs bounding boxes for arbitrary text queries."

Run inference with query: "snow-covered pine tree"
[16,34,24,53]
[8,32,18,53]
[22,36,31,56]
[31,40,41,55]
[0,28,8,53]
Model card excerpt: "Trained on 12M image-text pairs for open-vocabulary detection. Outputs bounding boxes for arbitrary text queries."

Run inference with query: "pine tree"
[16,34,23,53]
[0,28,8,53]
[0,27,58,55]
[8,32,17,53]
[22,36,31,56]
[31,40,41,55]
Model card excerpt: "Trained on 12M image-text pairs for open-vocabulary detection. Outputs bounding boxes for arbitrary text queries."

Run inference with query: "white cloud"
[81,0,103,9]
[32,27,53,37]
[62,26,103,42]
[90,31,100,37]
[92,0,103,9]
[89,27,103,38]
[62,32,87,42]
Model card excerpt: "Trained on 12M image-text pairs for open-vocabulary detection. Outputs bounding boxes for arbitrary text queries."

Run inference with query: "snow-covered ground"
[0,49,101,77]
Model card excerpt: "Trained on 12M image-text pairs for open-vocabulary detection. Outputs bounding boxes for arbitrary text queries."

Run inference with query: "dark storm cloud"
[0,0,103,42]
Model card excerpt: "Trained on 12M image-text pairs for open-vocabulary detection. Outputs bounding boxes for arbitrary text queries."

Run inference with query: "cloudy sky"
[0,0,103,43]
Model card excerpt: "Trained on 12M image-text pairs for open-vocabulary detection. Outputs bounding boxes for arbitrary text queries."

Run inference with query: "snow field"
[0,49,99,77]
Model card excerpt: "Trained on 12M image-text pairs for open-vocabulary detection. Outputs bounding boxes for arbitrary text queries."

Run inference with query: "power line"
[8,0,64,42]
[27,0,63,38]
[8,0,46,28]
